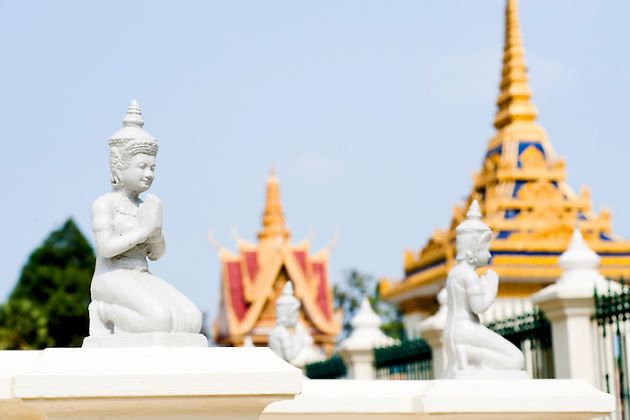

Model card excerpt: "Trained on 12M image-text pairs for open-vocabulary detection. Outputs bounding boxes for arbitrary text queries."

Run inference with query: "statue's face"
[278,304,299,327]
[286,305,299,326]
[473,231,492,267]
[120,153,156,194]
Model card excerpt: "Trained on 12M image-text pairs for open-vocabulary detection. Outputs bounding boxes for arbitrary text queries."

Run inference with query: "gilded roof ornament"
[493,0,538,130]
[258,167,290,241]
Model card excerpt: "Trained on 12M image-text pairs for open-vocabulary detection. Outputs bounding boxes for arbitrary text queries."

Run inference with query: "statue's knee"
[509,346,525,370]
[146,305,173,332]
[188,306,203,332]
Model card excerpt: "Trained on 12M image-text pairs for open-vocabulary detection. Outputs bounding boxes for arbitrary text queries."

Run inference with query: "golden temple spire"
[258,166,290,241]
[493,0,538,130]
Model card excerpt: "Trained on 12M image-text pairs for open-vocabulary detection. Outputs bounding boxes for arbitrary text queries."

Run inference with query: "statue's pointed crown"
[122,99,144,128]
[108,99,158,151]
[276,281,300,307]
[456,200,491,235]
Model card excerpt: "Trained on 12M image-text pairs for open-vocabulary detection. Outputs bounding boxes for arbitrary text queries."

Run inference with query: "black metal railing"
[305,354,347,379]
[373,338,433,380]
[594,282,630,419]
[486,308,555,379]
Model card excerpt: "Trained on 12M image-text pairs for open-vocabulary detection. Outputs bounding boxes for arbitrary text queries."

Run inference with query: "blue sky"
[1,1,629,322]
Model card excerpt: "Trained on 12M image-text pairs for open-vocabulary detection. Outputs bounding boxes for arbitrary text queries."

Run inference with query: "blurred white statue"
[83,100,204,347]
[269,281,316,364]
[443,200,525,378]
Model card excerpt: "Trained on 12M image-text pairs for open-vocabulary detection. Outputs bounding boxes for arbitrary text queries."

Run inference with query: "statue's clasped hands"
[481,268,499,296]
[138,194,163,242]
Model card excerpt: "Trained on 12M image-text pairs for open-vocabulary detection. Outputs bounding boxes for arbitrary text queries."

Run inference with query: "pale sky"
[1,1,629,322]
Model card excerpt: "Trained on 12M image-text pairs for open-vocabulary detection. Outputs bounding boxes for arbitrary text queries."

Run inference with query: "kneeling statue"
[269,281,312,364]
[83,100,204,347]
[443,200,525,378]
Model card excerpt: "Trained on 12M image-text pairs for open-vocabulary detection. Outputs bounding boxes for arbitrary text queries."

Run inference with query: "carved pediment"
[531,224,573,241]
[519,145,547,169]
[517,181,564,201]
[529,206,566,223]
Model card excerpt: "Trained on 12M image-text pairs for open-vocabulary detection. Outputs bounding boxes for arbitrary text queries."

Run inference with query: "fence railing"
[485,308,555,379]
[304,355,347,379]
[373,338,433,380]
[594,283,630,420]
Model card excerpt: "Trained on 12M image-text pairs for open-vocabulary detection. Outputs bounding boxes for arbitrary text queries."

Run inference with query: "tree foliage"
[0,219,95,349]
[333,270,403,340]
[0,299,52,349]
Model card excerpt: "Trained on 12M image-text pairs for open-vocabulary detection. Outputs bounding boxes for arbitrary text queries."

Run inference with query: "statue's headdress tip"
[282,281,294,296]
[277,281,299,307]
[466,200,482,220]
[122,99,144,128]
[456,199,490,236]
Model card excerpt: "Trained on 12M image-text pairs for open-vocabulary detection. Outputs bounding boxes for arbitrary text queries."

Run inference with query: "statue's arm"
[92,197,151,259]
[465,269,499,314]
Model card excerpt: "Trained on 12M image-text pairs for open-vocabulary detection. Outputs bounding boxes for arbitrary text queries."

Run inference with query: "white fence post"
[418,288,447,378]
[338,298,396,380]
[532,228,617,386]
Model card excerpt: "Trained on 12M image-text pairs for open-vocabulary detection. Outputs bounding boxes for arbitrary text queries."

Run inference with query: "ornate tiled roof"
[381,0,630,305]
[213,170,341,347]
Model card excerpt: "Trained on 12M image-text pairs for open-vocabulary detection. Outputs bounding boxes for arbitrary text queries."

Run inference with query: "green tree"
[333,270,403,340]
[0,219,95,348]
[0,299,52,349]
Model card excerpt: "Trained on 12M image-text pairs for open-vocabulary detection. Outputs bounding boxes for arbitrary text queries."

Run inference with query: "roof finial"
[493,0,538,130]
[339,297,396,350]
[558,227,600,273]
[258,167,290,241]
[122,99,144,128]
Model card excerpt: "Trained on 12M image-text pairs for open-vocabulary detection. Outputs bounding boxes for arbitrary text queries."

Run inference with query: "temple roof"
[381,0,630,304]
[213,169,342,345]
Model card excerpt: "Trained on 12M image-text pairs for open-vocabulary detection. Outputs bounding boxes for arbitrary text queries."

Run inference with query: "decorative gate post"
[532,228,617,385]
[338,298,396,380]
[418,288,447,378]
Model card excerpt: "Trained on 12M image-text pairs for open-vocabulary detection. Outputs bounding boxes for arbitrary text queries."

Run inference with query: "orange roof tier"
[380,0,630,311]
[212,169,342,352]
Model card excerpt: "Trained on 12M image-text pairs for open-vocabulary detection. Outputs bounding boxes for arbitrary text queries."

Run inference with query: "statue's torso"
[94,192,150,274]
[446,264,480,324]
[269,324,304,362]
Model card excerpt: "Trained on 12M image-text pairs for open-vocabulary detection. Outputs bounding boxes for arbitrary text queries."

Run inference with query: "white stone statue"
[443,200,525,378]
[268,281,311,364]
[83,100,204,347]
[290,328,325,369]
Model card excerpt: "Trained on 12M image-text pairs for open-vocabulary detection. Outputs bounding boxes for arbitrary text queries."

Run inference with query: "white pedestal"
[0,347,302,419]
[418,318,446,379]
[338,348,375,380]
[337,298,397,380]
[82,332,208,347]
[532,283,601,386]
[262,379,614,419]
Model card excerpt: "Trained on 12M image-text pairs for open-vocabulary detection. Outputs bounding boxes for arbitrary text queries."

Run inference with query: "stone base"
[263,379,614,419]
[453,368,530,380]
[82,333,208,348]
[0,347,302,419]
